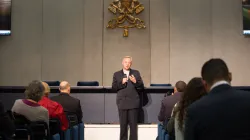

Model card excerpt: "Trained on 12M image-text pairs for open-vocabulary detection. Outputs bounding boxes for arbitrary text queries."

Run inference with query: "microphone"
[123,74,128,78]
[123,74,128,86]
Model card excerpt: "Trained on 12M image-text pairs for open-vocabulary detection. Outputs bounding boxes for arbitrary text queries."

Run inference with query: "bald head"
[59,81,71,93]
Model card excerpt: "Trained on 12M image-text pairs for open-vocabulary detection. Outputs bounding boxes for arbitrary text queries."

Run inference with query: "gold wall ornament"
[107,0,146,37]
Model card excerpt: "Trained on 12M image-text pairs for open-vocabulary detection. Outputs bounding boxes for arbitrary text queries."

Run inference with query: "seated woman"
[11,80,49,125]
[38,82,69,131]
[167,77,207,140]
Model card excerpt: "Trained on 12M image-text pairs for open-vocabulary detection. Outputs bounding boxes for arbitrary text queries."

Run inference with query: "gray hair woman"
[11,80,49,125]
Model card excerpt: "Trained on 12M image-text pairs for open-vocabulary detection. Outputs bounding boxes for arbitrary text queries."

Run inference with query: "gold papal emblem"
[107,0,146,37]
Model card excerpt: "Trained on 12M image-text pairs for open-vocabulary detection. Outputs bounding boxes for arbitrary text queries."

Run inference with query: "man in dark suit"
[112,56,144,140]
[51,81,83,123]
[185,58,250,140]
[158,81,186,122]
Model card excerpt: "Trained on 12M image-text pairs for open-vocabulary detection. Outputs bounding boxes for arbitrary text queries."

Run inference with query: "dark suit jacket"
[51,93,83,123]
[112,69,144,109]
[158,92,182,122]
[185,84,250,140]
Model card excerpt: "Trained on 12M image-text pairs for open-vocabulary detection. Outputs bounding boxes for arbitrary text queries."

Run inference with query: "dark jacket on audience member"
[158,92,182,122]
[51,93,83,123]
[0,101,15,138]
[185,84,250,140]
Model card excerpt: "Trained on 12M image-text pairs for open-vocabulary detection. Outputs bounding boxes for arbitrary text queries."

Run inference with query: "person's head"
[201,58,232,92]
[25,80,45,102]
[59,81,71,94]
[174,81,187,94]
[122,56,132,70]
[176,77,206,131]
[42,82,50,97]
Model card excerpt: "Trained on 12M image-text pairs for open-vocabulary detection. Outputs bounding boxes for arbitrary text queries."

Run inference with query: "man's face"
[122,58,132,70]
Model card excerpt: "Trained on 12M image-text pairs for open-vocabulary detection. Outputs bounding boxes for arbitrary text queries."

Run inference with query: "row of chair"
[44,81,172,87]
[49,113,84,140]
[44,81,99,86]
[5,111,84,140]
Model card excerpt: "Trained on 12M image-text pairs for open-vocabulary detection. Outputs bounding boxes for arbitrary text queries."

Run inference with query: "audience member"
[158,81,186,122]
[11,80,49,125]
[167,77,206,140]
[38,82,69,131]
[51,81,83,123]
[185,58,250,140]
[0,101,15,139]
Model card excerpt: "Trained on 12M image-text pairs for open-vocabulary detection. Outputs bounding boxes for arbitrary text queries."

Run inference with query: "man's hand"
[129,75,136,83]
[122,78,128,84]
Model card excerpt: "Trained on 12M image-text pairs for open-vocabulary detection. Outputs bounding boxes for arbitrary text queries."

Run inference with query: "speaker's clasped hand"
[122,78,128,84]
[129,75,136,83]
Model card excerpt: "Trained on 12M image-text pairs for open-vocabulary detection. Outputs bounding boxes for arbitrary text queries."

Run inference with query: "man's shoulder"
[114,70,122,75]
[131,69,140,73]
[50,95,58,100]
[48,98,61,106]
[188,89,250,112]
[234,89,250,95]
[50,96,60,102]
[51,94,79,104]
[163,93,180,101]
[162,95,175,105]
[50,95,65,102]
[231,89,250,102]
[67,95,80,103]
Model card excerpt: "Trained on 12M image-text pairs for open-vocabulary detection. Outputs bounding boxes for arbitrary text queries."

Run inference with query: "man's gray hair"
[123,56,132,61]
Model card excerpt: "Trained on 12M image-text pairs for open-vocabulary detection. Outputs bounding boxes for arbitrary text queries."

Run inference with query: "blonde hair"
[123,56,132,61]
[42,82,50,96]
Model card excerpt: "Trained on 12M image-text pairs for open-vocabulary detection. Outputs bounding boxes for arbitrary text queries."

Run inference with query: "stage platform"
[84,124,157,140]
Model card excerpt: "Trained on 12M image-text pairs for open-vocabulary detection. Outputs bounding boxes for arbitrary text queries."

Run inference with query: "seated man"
[38,82,69,131]
[11,80,49,125]
[158,81,186,122]
[51,81,83,123]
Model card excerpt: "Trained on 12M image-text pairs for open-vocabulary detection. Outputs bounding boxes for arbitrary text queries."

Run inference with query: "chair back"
[43,81,60,86]
[49,118,62,135]
[13,112,50,140]
[12,112,31,139]
[77,81,99,86]
[150,84,172,86]
[65,112,78,127]
[0,133,6,140]
[13,112,30,124]
[29,121,50,140]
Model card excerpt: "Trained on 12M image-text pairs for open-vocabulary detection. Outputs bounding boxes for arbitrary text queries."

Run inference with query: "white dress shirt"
[123,69,130,79]
[210,80,230,91]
